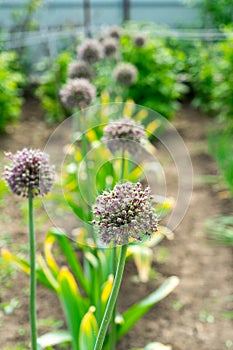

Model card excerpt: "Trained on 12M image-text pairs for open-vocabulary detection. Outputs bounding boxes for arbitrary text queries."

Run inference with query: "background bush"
[0,51,24,133]
[35,52,72,123]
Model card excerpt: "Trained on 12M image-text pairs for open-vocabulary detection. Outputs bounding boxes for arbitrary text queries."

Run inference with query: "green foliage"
[94,26,188,119]
[187,0,233,28]
[119,33,188,119]
[0,52,24,133]
[182,31,233,194]
[205,216,233,246]
[211,36,233,122]
[186,41,216,113]
[0,179,9,207]
[35,52,72,123]
[11,0,41,32]
[184,30,233,122]
[3,229,178,350]
[208,123,233,194]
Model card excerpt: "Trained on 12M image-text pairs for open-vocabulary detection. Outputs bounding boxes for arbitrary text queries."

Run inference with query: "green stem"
[109,245,117,350]
[80,109,96,245]
[109,151,126,349]
[80,111,92,213]
[120,155,125,182]
[94,244,128,350]
[28,194,37,350]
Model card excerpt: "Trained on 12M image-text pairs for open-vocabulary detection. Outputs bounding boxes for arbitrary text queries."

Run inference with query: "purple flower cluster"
[102,117,146,155]
[4,148,55,198]
[68,60,93,81]
[102,38,119,58]
[108,25,122,40]
[77,39,103,64]
[60,78,96,110]
[93,182,158,245]
[113,62,138,87]
[133,33,147,48]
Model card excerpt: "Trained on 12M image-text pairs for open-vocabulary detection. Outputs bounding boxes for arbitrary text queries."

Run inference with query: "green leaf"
[117,276,179,340]
[66,197,88,222]
[127,245,153,283]
[48,228,90,295]
[1,249,54,290]
[37,330,72,348]
[144,342,172,350]
[79,306,99,350]
[58,267,89,350]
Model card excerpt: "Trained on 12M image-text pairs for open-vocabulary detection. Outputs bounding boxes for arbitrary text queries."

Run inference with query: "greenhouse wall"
[0,0,200,29]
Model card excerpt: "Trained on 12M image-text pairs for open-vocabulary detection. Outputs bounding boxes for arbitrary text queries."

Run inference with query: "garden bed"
[0,99,232,350]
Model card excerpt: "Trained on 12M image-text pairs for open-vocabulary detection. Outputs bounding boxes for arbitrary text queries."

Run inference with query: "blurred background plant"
[205,216,233,246]
[184,0,233,28]
[35,52,73,123]
[8,0,42,76]
[0,51,25,134]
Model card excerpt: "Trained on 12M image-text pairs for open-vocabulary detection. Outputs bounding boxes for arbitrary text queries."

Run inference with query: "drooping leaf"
[117,276,179,340]
[48,228,89,295]
[1,249,54,290]
[127,245,152,283]
[144,342,172,350]
[37,330,72,348]
[44,234,59,276]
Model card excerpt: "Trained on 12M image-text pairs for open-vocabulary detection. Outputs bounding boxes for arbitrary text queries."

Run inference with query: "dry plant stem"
[94,243,128,350]
[28,193,38,350]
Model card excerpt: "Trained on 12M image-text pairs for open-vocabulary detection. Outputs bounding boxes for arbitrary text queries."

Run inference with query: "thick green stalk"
[120,153,125,183]
[109,246,117,350]
[28,194,38,350]
[109,151,126,349]
[80,109,96,243]
[94,243,128,350]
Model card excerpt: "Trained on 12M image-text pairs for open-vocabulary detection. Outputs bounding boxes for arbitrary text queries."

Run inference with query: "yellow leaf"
[115,96,122,103]
[135,109,148,121]
[37,255,59,290]
[146,120,160,136]
[128,165,144,182]
[101,274,114,304]
[44,235,59,275]
[74,148,82,162]
[1,249,30,275]
[87,129,97,142]
[72,227,87,246]
[64,180,77,191]
[58,267,79,295]
[123,100,135,117]
[128,246,152,283]
[101,91,110,104]
[79,306,98,350]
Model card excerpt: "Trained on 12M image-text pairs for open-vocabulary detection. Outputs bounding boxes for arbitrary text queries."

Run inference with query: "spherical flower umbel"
[102,38,119,58]
[133,33,147,48]
[60,78,96,110]
[93,182,158,245]
[113,62,138,87]
[4,148,55,198]
[102,117,146,155]
[77,39,103,64]
[108,25,122,40]
[68,60,93,81]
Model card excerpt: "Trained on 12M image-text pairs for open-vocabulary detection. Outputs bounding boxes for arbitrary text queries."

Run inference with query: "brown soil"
[0,99,232,350]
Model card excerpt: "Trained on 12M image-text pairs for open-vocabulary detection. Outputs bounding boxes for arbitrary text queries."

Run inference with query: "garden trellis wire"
[1,27,232,50]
